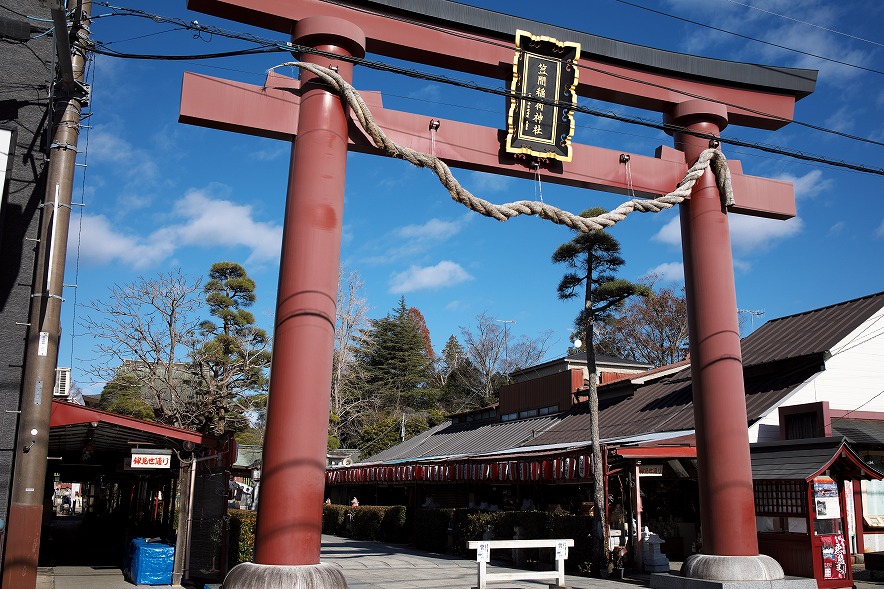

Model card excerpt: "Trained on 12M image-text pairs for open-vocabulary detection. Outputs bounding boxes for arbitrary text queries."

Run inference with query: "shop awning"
[49,400,221,469]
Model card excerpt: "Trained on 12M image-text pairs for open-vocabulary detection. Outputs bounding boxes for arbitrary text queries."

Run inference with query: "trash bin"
[123,537,175,585]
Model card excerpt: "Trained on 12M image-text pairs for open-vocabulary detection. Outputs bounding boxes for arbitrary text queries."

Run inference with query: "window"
[754,481,807,516]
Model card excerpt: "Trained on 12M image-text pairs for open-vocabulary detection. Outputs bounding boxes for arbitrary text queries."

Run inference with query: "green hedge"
[380,505,409,543]
[322,504,350,535]
[228,509,257,567]
[413,508,454,552]
[350,505,409,542]
[440,509,593,571]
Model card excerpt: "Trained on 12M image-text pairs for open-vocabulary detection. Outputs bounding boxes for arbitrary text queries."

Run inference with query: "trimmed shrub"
[451,510,495,556]
[547,512,593,572]
[322,504,350,535]
[228,509,257,567]
[413,508,454,552]
[379,505,409,543]
[351,506,385,540]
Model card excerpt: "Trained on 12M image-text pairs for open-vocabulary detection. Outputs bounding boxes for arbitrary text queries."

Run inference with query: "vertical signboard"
[505,30,580,162]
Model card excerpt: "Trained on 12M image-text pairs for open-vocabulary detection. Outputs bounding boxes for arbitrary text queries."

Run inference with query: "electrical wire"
[89,3,884,176]
[91,43,282,60]
[613,0,884,76]
[68,50,96,374]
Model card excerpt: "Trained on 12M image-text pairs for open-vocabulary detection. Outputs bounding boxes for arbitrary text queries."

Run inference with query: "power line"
[613,0,884,76]
[90,3,884,176]
[320,1,884,149]
[719,0,884,49]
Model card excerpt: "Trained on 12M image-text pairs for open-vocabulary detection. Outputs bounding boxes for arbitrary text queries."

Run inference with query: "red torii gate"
[180,1,817,587]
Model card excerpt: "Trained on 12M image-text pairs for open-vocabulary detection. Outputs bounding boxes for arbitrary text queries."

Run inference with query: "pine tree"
[194,262,271,435]
[552,208,649,570]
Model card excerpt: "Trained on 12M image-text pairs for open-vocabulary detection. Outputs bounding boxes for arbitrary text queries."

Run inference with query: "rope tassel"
[269,61,736,233]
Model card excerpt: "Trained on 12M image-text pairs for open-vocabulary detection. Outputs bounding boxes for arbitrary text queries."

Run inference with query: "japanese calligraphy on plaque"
[506,30,580,162]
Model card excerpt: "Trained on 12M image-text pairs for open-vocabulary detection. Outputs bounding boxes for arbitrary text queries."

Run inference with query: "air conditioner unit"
[54,367,71,397]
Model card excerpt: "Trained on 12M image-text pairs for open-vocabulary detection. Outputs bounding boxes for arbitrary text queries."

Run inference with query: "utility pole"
[2,2,91,587]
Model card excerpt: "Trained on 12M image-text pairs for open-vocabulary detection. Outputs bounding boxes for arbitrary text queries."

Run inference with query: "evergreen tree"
[98,372,154,421]
[360,297,436,411]
[436,334,483,413]
[552,208,649,569]
[193,262,271,435]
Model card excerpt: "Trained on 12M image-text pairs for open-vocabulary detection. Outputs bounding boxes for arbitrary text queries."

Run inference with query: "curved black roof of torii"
[358,0,818,98]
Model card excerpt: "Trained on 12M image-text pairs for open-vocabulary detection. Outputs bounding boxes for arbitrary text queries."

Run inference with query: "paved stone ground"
[35,534,884,589]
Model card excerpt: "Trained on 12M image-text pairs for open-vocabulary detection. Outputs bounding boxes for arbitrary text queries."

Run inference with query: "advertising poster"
[813,477,841,520]
[820,534,847,579]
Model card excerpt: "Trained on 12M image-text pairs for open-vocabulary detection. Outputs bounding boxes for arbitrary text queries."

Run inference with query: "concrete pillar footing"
[223,562,348,589]
[680,554,784,581]
[650,555,816,589]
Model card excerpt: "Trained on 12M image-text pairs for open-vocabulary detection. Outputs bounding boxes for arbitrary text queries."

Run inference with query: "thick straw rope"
[269,61,735,233]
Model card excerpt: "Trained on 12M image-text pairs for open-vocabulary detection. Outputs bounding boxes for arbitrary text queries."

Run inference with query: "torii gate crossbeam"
[180,2,817,587]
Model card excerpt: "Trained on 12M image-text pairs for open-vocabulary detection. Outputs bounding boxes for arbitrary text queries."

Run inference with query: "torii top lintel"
[188,0,817,130]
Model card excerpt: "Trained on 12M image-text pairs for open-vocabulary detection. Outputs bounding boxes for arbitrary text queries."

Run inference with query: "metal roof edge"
[352,0,818,98]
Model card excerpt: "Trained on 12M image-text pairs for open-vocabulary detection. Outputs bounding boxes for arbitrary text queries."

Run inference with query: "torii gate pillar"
[670,100,782,579]
[223,17,364,589]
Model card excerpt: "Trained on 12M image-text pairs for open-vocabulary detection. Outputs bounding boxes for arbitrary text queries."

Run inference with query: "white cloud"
[774,170,831,200]
[71,214,174,269]
[828,221,846,236]
[652,217,682,247]
[653,211,803,252]
[159,187,283,263]
[87,128,136,164]
[644,262,684,284]
[389,261,473,293]
[71,185,283,268]
[876,219,884,239]
[396,217,465,241]
[250,143,288,161]
[732,258,752,273]
[728,215,803,253]
[408,84,442,103]
[468,171,514,194]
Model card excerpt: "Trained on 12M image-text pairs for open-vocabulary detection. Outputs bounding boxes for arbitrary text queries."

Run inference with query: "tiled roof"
[741,291,884,366]
[360,415,560,464]
[751,437,882,481]
[832,419,884,447]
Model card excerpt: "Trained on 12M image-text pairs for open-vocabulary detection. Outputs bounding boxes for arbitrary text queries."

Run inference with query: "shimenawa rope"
[268,61,735,233]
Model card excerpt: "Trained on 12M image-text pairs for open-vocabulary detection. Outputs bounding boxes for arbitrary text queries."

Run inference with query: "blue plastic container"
[123,537,175,585]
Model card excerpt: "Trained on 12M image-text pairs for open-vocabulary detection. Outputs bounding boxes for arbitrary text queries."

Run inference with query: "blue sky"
[61,0,884,396]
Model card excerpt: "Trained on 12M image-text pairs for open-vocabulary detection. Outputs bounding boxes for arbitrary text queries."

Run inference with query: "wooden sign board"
[506,30,580,162]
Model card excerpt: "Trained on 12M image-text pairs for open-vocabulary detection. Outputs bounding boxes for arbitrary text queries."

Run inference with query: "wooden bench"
[467,539,575,589]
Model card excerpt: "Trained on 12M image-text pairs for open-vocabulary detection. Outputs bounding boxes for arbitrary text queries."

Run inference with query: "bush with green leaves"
[413,508,454,552]
[228,509,257,567]
[322,504,351,535]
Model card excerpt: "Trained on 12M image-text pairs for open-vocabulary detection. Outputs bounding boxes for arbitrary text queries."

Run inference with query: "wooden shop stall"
[751,437,882,588]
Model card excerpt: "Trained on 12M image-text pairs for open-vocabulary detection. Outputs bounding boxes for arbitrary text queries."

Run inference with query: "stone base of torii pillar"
[224,562,348,589]
[651,555,816,589]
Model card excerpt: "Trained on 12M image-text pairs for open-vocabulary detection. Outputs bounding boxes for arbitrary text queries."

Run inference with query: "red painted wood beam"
[187,0,797,129]
[180,71,795,219]
[50,400,215,447]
